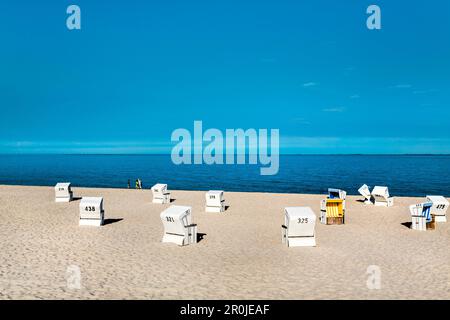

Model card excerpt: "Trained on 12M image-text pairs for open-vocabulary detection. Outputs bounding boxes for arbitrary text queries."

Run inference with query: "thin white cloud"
[302,82,318,87]
[350,94,360,99]
[0,140,173,154]
[323,107,345,112]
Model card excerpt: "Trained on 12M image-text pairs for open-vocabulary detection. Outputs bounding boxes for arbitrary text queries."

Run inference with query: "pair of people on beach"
[128,179,143,189]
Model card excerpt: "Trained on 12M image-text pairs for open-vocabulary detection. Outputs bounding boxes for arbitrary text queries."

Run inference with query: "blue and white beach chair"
[409,202,433,231]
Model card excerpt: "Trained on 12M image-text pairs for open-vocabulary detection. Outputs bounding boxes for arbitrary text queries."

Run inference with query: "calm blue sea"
[0,155,449,197]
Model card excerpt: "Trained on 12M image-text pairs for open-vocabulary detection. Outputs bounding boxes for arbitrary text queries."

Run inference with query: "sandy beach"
[0,184,449,300]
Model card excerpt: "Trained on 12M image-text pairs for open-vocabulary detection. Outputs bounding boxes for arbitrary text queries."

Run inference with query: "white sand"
[0,185,449,299]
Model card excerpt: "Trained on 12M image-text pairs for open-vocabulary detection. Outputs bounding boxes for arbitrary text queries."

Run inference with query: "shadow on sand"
[197,233,207,243]
[401,222,412,229]
[103,218,124,226]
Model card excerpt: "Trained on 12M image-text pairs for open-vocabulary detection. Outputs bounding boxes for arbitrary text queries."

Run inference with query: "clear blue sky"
[0,0,449,154]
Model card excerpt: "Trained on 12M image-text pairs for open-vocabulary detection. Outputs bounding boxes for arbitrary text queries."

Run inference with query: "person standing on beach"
[135,179,139,189]
[127,179,130,189]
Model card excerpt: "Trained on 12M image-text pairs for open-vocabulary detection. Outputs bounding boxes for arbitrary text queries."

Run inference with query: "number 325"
[297,218,308,224]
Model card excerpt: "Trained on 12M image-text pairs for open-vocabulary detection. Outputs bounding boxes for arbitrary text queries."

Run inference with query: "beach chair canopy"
[358,184,371,200]
[328,188,346,200]
[371,186,390,199]
[160,205,192,236]
[409,202,432,222]
[285,207,316,237]
[426,195,449,211]
[55,182,72,195]
[152,183,168,195]
[55,182,71,190]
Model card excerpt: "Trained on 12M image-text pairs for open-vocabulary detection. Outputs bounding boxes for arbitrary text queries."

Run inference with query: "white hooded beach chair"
[205,190,225,213]
[358,184,372,204]
[55,182,73,202]
[410,202,433,231]
[160,205,197,246]
[371,186,394,207]
[151,183,171,204]
[79,197,104,226]
[426,195,449,222]
[282,207,316,247]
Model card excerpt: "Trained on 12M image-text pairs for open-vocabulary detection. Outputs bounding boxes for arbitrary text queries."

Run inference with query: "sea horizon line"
[0,153,450,156]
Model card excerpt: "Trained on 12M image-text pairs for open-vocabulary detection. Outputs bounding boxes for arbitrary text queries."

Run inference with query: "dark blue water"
[0,155,449,197]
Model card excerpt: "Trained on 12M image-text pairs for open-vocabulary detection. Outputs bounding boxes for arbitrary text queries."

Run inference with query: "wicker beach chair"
[320,199,345,225]
[160,205,197,246]
[282,207,317,247]
[358,184,372,204]
[205,190,225,213]
[151,183,171,204]
[79,197,104,226]
[410,202,433,231]
[55,182,73,203]
[426,195,449,222]
[371,186,394,207]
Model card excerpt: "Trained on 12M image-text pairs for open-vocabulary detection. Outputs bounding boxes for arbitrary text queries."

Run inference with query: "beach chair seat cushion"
[320,199,345,224]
